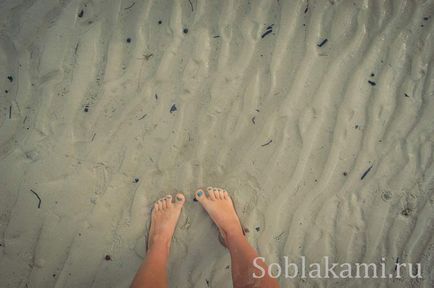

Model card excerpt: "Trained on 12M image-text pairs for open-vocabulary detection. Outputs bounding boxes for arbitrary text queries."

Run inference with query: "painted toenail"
[197,191,203,197]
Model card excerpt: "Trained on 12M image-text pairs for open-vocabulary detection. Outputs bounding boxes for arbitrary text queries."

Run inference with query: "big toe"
[175,193,186,207]
[194,188,207,202]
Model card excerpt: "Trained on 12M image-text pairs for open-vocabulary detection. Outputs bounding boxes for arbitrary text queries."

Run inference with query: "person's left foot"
[147,193,185,250]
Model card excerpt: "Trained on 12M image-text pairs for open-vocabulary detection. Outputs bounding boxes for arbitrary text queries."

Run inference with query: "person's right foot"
[195,187,244,243]
[148,193,185,251]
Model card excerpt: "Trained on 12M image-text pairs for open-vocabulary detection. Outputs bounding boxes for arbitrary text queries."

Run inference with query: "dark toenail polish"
[197,191,203,197]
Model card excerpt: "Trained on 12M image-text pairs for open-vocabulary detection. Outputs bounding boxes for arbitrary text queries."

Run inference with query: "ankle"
[148,237,171,254]
[224,228,245,243]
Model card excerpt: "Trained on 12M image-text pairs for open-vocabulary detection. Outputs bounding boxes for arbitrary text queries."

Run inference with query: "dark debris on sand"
[401,208,411,217]
[317,38,328,47]
[124,2,136,10]
[261,25,273,39]
[30,189,42,208]
[261,139,272,147]
[360,165,373,180]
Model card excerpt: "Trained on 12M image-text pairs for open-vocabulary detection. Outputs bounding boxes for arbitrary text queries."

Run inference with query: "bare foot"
[148,193,185,250]
[194,187,244,244]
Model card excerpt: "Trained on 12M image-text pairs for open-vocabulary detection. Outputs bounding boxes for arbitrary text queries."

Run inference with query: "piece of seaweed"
[360,165,373,180]
[317,38,328,47]
[124,2,136,10]
[30,189,42,208]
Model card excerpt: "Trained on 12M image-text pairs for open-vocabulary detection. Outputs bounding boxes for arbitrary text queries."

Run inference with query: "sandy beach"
[0,0,433,287]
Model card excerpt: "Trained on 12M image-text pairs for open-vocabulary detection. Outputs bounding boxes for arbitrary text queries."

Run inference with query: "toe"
[216,187,223,196]
[218,189,224,200]
[153,202,159,212]
[212,188,220,200]
[175,193,186,206]
[207,187,216,200]
[165,195,173,207]
[195,189,206,202]
[223,190,229,199]
[159,198,166,209]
